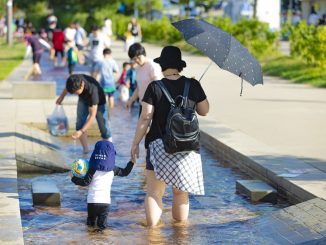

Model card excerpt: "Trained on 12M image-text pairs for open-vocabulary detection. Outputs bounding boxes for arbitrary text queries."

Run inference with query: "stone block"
[32,180,60,206]
[12,81,56,99]
[236,180,277,203]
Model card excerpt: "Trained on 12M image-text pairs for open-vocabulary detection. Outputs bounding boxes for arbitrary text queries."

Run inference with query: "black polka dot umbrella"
[172,19,263,94]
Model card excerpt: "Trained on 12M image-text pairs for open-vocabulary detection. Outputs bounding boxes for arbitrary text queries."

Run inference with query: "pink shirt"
[135,59,162,100]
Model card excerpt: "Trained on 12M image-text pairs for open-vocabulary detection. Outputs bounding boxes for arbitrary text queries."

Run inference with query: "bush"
[140,17,182,44]
[207,17,234,34]
[289,21,326,67]
[232,18,278,59]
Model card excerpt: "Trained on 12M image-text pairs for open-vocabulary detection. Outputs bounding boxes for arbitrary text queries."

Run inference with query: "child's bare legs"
[172,187,189,222]
[108,95,114,109]
[145,170,166,227]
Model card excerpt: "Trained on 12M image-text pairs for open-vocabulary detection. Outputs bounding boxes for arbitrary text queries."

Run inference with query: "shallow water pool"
[18,103,288,244]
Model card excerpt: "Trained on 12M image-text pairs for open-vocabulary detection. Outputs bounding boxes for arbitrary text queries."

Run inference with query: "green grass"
[0,38,26,81]
[262,55,326,88]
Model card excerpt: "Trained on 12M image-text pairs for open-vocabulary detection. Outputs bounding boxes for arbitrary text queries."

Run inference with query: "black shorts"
[54,50,64,58]
[32,53,41,64]
[138,105,142,118]
[146,148,154,170]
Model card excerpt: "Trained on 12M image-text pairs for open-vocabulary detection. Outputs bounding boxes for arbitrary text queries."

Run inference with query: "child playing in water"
[126,61,137,97]
[117,62,131,102]
[66,40,78,75]
[117,62,131,88]
[71,140,134,232]
[94,48,119,109]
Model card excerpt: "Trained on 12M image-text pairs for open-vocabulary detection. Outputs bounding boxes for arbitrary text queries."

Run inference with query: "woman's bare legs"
[172,187,189,222]
[145,170,166,227]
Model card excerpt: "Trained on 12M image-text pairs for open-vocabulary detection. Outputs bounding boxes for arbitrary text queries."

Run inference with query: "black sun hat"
[154,46,186,69]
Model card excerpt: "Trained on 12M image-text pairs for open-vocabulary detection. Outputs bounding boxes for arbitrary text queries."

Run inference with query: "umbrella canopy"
[172,19,263,86]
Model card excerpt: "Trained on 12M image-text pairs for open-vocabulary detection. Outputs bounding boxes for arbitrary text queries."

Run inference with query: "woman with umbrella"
[130,46,209,227]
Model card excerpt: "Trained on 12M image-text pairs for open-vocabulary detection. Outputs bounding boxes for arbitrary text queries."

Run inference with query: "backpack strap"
[156,80,175,107]
[181,78,190,108]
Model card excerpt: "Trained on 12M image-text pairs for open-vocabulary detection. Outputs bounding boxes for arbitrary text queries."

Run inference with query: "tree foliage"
[13,0,162,30]
[289,21,326,68]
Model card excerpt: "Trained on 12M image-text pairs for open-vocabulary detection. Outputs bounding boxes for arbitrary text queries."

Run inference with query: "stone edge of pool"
[199,117,326,204]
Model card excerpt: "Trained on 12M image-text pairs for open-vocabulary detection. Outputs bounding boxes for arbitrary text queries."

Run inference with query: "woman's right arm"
[196,99,209,116]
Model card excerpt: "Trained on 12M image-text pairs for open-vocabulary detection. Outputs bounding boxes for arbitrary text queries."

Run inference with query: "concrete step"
[15,124,70,173]
[32,180,61,206]
[236,179,277,203]
[12,81,56,99]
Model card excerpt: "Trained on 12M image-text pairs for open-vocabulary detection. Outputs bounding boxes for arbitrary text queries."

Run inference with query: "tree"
[253,0,257,18]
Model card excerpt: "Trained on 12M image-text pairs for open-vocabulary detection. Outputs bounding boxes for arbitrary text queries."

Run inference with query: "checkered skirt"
[149,139,205,195]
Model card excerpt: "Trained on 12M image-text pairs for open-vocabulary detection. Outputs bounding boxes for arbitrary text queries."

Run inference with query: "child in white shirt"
[71,140,134,232]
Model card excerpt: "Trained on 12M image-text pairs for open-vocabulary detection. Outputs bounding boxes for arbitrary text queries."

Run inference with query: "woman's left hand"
[131,144,139,160]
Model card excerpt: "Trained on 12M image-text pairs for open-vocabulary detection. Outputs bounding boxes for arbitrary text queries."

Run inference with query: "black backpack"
[156,78,200,154]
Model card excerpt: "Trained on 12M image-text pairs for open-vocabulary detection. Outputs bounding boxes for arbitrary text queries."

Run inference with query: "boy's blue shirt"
[96,58,118,89]
[126,68,136,85]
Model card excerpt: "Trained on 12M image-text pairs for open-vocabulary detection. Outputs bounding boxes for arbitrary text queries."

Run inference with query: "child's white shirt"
[87,170,114,204]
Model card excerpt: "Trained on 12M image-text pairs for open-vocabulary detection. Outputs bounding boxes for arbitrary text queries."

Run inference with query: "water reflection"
[18,102,288,244]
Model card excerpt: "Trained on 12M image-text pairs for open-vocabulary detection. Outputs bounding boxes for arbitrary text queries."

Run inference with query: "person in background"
[74,22,87,51]
[127,17,142,43]
[71,140,134,232]
[308,6,320,26]
[66,40,78,75]
[117,62,131,88]
[126,43,161,116]
[46,17,57,59]
[318,14,326,25]
[292,10,302,26]
[102,18,112,47]
[64,23,76,45]
[52,27,65,67]
[24,29,51,80]
[94,48,119,109]
[88,25,110,77]
[126,61,137,97]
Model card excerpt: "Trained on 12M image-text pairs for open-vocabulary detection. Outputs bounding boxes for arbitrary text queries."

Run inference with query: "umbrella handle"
[199,61,213,82]
[240,77,243,96]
